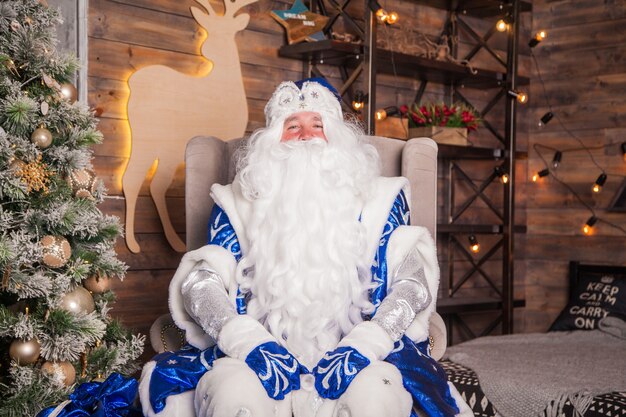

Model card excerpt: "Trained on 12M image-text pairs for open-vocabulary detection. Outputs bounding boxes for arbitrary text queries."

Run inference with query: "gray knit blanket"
[444,330,626,417]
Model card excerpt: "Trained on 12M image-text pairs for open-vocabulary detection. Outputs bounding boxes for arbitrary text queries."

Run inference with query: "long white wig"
[234,114,381,367]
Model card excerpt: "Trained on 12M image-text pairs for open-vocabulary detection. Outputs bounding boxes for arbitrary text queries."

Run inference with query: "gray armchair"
[150,135,447,359]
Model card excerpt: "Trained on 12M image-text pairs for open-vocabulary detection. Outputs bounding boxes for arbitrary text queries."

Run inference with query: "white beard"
[235,117,380,368]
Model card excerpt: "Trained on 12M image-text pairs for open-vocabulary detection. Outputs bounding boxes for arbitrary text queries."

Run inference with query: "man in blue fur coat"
[139,79,472,417]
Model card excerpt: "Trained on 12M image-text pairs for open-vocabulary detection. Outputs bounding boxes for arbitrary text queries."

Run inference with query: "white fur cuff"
[338,321,394,362]
[217,315,275,360]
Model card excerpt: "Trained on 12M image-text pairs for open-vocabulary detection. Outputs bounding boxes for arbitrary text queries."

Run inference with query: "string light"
[508,90,528,104]
[368,0,390,23]
[352,91,366,111]
[528,30,547,48]
[494,166,509,184]
[386,11,399,25]
[532,168,550,182]
[551,151,562,169]
[496,19,509,32]
[539,111,553,127]
[468,235,480,253]
[582,216,598,235]
[591,173,607,193]
[375,106,399,121]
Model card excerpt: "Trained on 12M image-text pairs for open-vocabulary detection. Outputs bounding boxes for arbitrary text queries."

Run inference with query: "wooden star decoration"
[271,0,329,45]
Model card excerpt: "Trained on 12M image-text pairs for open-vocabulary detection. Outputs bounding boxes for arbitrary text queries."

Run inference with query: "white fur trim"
[217,315,275,360]
[386,225,440,344]
[338,321,394,362]
[336,361,413,417]
[360,177,410,269]
[169,245,237,349]
[210,183,252,254]
[139,361,197,417]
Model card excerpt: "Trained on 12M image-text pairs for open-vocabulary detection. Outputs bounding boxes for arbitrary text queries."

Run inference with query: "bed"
[441,262,626,417]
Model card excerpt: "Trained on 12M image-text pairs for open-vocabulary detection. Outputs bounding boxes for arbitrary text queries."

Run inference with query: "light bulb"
[551,151,562,169]
[529,30,547,47]
[592,173,607,193]
[376,8,388,22]
[508,90,528,104]
[352,91,365,111]
[539,111,554,127]
[376,109,387,120]
[583,216,597,235]
[468,235,480,253]
[496,19,508,32]
[494,166,509,184]
[386,11,398,24]
[532,168,550,182]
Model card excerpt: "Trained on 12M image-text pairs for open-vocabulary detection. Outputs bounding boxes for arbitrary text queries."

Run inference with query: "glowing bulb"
[583,216,597,235]
[532,168,550,182]
[494,166,508,184]
[496,19,508,32]
[468,235,480,253]
[592,173,607,193]
[376,109,387,120]
[386,11,398,24]
[508,90,528,104]
[376,8,389,22]
[529,30,547,47]
[353,101,364,110]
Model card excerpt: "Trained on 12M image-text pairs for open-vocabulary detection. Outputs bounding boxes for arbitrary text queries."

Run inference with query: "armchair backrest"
[185,136,438,251]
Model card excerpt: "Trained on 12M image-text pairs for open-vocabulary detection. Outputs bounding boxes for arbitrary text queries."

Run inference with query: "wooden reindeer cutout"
[123,0,257,253]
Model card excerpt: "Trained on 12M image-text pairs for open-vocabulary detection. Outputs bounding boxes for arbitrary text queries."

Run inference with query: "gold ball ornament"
[9,338,41,365]
[41,235,71,268]
[41,361,76,386]
[67,169,97,199]
[83,274,111,293]
[31,127,53,148]
[59,82,78,103]
[59,286,95,314]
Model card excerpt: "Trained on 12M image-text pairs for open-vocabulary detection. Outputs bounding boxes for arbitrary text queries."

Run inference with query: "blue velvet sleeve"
[207,204,242,262]
[370,190,410,312]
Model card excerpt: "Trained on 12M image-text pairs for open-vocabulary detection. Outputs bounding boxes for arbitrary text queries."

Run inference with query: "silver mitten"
[181,266,237,340]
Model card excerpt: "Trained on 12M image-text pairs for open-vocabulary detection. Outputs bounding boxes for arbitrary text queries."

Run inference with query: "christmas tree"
[0,1,144,415]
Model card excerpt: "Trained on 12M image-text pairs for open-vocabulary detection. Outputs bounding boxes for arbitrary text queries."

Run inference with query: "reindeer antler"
[195,0,217,16]
[223,0,259,18]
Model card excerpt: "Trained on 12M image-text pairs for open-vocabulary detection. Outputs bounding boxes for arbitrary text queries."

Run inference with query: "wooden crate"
[374,116,409,140]
[409,126,468,146]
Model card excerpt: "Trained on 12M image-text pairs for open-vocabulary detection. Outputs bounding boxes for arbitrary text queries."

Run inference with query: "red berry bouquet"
[399,103,480,131]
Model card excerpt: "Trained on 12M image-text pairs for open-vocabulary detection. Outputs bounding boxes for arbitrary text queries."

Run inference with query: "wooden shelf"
[376,50,529,88]
[437,224,527,234]
[278,43,530,89]
[413,0,532,18]
[437,297,526,314]
[437,144,528,160]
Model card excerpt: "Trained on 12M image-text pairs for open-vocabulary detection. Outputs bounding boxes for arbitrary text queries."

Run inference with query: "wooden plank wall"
[524,0,626,333]
[88,0,531,357]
